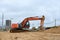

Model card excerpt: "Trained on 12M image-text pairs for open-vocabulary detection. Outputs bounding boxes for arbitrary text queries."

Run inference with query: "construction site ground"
[0,27,60,40]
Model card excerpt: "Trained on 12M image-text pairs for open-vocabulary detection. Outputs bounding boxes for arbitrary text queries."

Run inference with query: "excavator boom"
[21,17,44,28]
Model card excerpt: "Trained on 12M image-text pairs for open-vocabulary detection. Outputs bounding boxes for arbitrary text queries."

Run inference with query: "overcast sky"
[0,0,60,27]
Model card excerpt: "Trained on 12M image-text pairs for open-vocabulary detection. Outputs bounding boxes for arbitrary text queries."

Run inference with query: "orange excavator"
[10,15,45,32]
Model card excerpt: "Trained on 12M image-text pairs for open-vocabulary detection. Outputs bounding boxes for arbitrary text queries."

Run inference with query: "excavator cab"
[22,21,30,30]
[24,21,30,28]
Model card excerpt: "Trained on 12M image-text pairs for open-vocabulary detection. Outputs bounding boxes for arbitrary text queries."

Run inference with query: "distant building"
[5,20,11,30]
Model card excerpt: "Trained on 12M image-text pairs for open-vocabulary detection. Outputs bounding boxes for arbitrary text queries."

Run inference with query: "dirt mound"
[0,31,60,40]
[0,26,60,40]
[44,26,60,34]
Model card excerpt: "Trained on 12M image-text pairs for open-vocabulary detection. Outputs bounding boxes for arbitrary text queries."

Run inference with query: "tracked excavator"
[10,15,45,32]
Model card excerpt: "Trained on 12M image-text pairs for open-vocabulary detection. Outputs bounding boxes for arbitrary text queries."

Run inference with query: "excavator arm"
[21,16,45,28]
